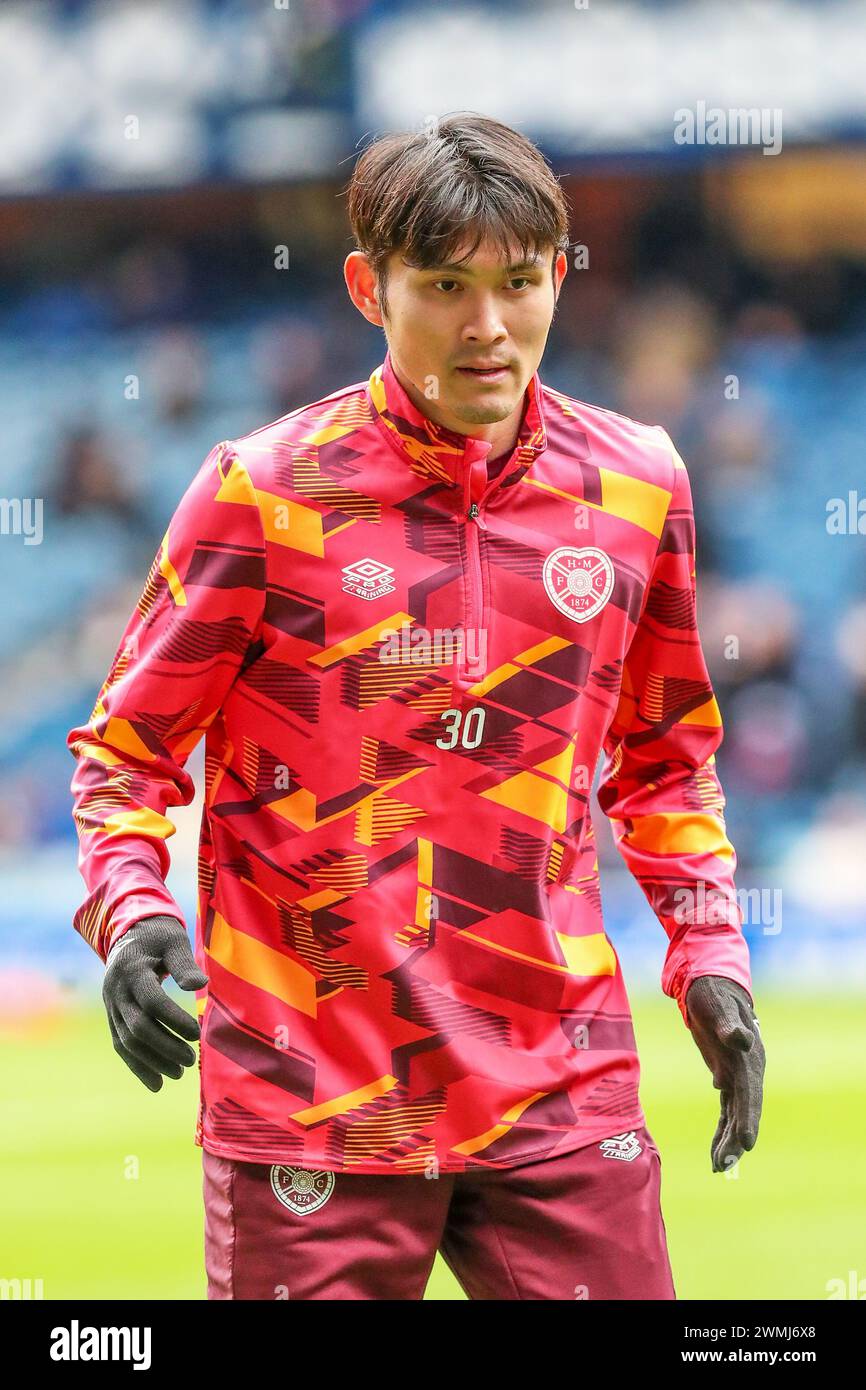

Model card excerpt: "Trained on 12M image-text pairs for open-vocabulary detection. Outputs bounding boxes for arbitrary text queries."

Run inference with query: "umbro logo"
[341,557,396,600]
[599,1131,643,1162]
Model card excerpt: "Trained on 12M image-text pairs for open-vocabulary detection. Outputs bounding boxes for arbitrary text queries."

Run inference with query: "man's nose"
[461,295,507,342]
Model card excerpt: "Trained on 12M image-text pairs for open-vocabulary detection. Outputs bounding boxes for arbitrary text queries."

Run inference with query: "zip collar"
[366,347,547,490]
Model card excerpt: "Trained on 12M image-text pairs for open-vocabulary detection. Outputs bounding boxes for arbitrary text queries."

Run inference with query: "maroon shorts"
[202,1123,675,1301]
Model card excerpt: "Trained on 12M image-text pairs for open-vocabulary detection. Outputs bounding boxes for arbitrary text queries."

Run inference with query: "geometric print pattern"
[67,349,752,1173]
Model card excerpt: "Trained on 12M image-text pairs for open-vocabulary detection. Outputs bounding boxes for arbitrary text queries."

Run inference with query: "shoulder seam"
[648,426,679,565]
[230,380,368,444]
[542,384,662,436]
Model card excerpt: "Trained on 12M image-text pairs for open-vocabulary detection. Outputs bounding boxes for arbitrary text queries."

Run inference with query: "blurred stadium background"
[1,0,865,1301]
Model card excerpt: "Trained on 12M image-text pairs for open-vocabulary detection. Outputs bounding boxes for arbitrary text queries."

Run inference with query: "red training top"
[67,349,752,1174]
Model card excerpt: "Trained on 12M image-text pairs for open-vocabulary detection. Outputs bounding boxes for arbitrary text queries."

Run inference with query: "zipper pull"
[467,502,480,520]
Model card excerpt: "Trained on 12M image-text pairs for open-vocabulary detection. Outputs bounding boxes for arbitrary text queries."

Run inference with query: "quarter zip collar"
[367,347,547,490]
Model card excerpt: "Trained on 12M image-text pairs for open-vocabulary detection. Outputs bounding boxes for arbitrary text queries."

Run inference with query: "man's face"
[347,236,567,435]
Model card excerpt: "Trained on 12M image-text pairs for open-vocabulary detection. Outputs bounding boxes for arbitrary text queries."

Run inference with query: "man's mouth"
[456,364,512,382]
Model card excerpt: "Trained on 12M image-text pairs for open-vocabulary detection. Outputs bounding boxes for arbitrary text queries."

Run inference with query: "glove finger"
[715,1127,744,1173]
[710,1088,731,1170]
[111,1017,184,1078]
[692,981,744,1038]
[708,1009,758,1099]
[729,1001,764,1118]
[722,1022,754,1052]
[715,999,755,1054]
[110,1036,165,1091]
[113,999,196,1071]
[113,1027,184,1082]
[162,937,209,993]
[713,1089,746,1172]
[730,1046,764,1153]
[725,994,761,1054]
[715,1061,759,1170]
[711,1123,739,1178]
[113,1012,186,1079]
[130,970,202,1043]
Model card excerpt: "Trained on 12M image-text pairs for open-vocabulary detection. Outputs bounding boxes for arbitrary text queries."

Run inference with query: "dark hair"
[345,112,570,317]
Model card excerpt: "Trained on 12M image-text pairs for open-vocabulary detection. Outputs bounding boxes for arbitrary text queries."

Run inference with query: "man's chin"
[446,393,520,426]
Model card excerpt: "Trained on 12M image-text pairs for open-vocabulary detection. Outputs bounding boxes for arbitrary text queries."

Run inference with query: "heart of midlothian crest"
[542,546,615,624]
[270,1165,335,1215]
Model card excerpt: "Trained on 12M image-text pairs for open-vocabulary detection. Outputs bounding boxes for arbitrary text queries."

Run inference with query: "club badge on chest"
[542,546,615,624]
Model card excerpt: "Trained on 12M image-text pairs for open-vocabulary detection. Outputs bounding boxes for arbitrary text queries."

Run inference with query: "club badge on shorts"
[542,546,614,624]
[270,1165,335,1214]
[599,1131,643,1162]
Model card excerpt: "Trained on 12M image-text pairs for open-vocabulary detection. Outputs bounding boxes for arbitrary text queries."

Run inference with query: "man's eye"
[431,276,535,293]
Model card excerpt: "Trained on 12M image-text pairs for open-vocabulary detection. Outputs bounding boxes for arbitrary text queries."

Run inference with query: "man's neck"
[391,356,525,461]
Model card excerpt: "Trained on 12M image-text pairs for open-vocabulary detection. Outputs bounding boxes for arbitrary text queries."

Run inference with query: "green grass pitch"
[2,992,864,1300]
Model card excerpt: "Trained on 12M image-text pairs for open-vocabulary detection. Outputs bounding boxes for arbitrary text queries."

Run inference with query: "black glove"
[685,975,765,1173]
[103,914,208,1092]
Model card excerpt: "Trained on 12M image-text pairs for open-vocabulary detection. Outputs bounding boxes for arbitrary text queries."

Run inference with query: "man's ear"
[553,249,568,302]
[343,251,384,328]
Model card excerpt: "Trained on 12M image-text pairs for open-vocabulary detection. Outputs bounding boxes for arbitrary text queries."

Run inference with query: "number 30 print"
[435,706,486,750]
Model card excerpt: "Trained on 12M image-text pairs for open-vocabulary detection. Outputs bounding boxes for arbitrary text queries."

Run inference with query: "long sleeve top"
[67,348,752,1173]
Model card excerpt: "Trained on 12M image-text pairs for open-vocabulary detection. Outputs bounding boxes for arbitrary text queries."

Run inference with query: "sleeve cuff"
[103,892,188,963]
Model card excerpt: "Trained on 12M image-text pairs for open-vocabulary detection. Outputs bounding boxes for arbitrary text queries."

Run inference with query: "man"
[68,112,764,1301]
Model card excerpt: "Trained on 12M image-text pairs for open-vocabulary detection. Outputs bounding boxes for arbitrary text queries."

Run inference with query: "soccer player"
[67,113,765,1300]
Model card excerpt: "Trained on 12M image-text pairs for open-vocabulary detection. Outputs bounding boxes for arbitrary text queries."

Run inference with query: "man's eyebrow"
[420,256,544,275]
